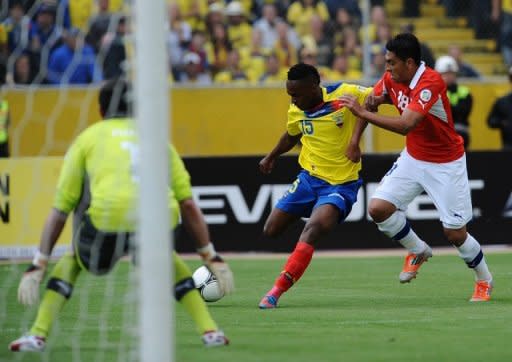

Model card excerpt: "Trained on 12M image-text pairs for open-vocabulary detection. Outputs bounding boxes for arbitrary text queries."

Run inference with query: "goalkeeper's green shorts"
[73,214,133,275]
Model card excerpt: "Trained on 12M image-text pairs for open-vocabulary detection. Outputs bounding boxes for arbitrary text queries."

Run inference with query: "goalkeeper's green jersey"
[53,117,191,231]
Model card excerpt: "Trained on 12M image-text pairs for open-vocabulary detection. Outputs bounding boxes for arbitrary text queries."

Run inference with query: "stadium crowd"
[0,0,501,86]
[0,0,431,86]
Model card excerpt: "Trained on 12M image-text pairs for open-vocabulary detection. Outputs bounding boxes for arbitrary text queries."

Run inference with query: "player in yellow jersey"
[258,63,371,309]
[9,78,233,351]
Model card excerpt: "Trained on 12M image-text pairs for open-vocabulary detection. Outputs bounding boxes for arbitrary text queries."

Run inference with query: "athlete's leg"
[173,252,227,340]
[444,227,493,301]
[425,153,493,300]
[370,152,432,282]
[263,207,300,238]
[30,253,82,338]
[259,204,340,309]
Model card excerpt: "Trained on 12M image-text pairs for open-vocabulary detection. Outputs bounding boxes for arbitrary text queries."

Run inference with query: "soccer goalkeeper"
[9,77,234,352]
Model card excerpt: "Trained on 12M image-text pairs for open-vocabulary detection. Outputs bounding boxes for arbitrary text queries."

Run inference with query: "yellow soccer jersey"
[287,83,372,185]
[54,118,190,231]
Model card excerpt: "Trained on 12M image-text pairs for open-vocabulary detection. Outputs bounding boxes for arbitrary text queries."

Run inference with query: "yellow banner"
[0,157,71,258]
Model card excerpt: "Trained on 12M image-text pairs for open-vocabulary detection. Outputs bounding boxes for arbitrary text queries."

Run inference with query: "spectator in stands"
[86,0,113,54]
[2,1,31,54]
[213,48,249,83]
[187,31,209,72]
[333,27,362,73]
[435,55,473,149]
[204,2,225,36]
[181,0,208,33]
[361,5,387,44]
[239,28,266,82]
[302,14,331,67]
[491,0,512,67]
[225,1,252,50]
[47,27,102,84]
[327,52,362,81]
[324,0,361,22]
[399,23,435,68]
[368,44,386,81]
[448,44,481,78]
[373,22,393,49]
[205,23,232,76]
[286,0,330,38]
[253,3,285,50]
[273,21,299,69]
[6,53,35,85]
[259,52,286,84]
[299,46,330,81]
[253,0,289,19]
[101,16,126,80]
[68,0,95,32]
[487,66,512,150]
[167,2,192,76]
[177,51,212,85]
[326,6,358,42]
[28,3,63,59]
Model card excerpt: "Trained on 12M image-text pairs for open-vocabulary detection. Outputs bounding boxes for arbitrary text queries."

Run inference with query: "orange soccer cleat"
[470,280,493,302]
[399,245,433,283]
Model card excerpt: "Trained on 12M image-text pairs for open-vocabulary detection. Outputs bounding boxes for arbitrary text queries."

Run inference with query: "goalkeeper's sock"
[270,241,314,297]
[30,254,81,337]
[180,289,218,334]
[173,251,218,334]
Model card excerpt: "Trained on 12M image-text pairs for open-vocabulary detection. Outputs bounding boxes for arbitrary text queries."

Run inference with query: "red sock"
[271,241,314,297]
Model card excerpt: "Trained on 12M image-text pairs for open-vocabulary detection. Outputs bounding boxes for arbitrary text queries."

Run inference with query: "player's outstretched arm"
[260,132,301,174]
[179,199,235,295]
[340,95,424,135]
[18,208,68,306]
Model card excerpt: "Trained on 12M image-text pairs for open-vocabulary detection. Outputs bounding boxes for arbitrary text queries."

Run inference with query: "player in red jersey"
[340,33,493,301]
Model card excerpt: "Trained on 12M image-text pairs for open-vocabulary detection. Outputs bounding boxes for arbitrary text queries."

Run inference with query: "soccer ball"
[192,265,224,302]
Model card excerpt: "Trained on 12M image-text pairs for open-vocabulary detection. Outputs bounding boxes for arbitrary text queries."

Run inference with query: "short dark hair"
[287,63,320,85]
[99,77,131,118]
[386,33,421,65]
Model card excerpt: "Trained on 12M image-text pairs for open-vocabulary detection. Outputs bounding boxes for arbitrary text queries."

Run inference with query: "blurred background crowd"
[0,0,509,86]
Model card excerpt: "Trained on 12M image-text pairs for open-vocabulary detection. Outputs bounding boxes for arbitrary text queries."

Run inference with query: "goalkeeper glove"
[205,255,235,295]
[197,243,235,295]
[17,251,48,306]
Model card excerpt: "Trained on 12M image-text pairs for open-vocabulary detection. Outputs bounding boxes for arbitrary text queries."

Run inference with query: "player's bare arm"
[260,132,301,174]
[345,117,366,163]
[180,198,235,294]
[39,208,68,256]
[340,94,424,135]
[17,208,68,306]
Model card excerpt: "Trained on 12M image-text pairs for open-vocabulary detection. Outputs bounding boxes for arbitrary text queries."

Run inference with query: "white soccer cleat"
[9,334,46,352]
[202,330,229,347]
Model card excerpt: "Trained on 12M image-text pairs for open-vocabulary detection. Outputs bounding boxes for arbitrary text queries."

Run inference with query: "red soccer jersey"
[373,62,464,163]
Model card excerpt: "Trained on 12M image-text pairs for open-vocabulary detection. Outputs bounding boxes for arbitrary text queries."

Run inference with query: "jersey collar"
[409,61,426,90]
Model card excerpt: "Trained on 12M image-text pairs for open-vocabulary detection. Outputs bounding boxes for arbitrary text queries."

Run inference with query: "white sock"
[457,233,492,282]
[376,211,426,254]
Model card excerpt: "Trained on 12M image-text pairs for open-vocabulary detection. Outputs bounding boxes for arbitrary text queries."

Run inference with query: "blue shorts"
[276,170,362,223]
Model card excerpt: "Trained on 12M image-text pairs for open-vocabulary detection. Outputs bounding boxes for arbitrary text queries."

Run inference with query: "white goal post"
[133,0,173,361]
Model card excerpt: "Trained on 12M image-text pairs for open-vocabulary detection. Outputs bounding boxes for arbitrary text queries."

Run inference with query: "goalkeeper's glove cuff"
[30,250,49,270]
[197,242,217,261]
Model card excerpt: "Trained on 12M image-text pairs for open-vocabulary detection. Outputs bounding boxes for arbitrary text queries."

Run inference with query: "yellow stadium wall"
[0,158,72,254]
[3,82,510,157]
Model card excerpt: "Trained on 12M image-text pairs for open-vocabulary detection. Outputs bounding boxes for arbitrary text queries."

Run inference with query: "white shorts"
[372,149,472,229]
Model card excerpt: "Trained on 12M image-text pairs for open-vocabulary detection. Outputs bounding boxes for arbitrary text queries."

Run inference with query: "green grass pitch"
[1,252,512,362]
